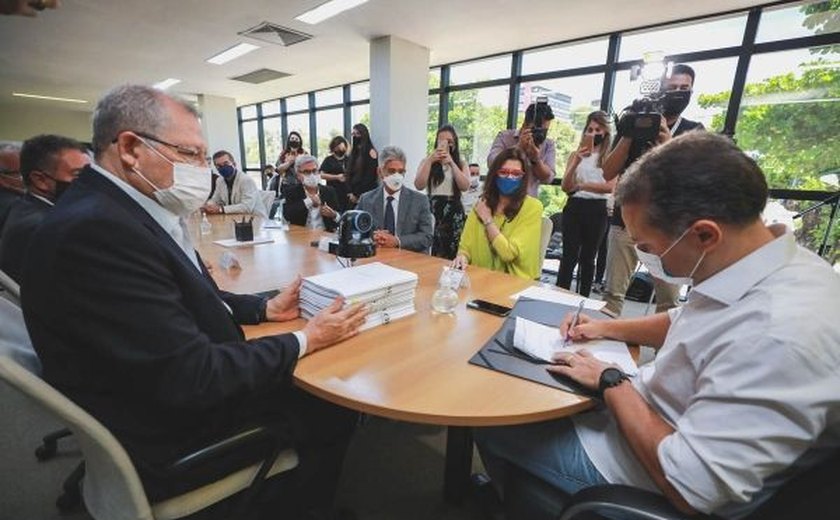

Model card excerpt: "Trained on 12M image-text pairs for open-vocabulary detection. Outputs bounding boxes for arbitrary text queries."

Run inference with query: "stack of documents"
[300,262,418,331]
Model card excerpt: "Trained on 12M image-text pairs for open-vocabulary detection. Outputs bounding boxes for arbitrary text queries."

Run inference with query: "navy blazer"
[21,166,301,470]
[356,185,433,253]
[0,193,52,283]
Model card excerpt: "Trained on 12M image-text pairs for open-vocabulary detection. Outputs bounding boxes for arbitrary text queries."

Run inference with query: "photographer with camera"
[487,99,556,197]
[601,63,704,317]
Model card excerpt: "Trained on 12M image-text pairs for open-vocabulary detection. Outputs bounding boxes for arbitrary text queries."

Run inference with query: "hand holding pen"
[561,300,586,349]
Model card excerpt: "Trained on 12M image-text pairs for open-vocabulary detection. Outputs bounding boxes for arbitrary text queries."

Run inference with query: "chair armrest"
[559,484,720,520]
[163,426,280,475]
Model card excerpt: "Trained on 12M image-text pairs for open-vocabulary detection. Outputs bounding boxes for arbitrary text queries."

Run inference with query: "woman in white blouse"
[556,111,616,296]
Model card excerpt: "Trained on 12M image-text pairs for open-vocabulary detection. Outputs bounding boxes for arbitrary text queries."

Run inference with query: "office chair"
[0,267,21,306]
[537,216,553,279]
[497,448,840,520]
[260,190,276,218]
[0,312,299,520]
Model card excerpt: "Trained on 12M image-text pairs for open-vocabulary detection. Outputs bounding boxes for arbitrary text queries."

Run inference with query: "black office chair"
[498,447,840,520]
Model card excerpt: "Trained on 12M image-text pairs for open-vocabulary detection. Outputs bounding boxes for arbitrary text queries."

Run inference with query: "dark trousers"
[556,197,608,297]
[594,227,609,285]
[141,388,358,520]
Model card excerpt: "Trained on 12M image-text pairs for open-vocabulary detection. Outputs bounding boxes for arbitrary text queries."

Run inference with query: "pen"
[563,299,586,348]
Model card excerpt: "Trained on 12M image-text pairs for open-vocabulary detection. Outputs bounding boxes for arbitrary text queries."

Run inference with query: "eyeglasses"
[497,168,524,178]
[299,168,318,175]
[117,131,207,166]
[0,168,20,177]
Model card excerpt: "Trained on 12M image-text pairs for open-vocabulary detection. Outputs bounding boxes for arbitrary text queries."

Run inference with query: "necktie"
[384,196,395,235]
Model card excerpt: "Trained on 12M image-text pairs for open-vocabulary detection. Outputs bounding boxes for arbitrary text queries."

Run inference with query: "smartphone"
[466,299,512,317]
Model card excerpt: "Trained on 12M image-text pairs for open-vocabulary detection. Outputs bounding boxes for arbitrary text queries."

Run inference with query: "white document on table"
[512,317,638,376]
[510,286,606,311]
[213,236,274,248]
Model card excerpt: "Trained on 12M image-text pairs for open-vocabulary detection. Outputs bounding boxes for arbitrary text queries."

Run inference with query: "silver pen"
[563,299,586,348]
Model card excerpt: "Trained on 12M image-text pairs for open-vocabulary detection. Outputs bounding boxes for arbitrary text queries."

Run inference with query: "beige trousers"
[602,225,680,316]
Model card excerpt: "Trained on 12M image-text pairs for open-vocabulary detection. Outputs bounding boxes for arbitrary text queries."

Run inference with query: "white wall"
[0,104,92,143]
[198,94,241,166]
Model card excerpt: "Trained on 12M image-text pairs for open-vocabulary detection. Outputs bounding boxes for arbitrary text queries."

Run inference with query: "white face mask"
[302,173,321,188]
[469,176,480,189]
[383,173,404,192]
[634,227,706,286]
[134,139,210,216]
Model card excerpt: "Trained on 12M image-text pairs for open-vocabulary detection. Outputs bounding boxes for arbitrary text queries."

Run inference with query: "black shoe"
[471,473,504,520]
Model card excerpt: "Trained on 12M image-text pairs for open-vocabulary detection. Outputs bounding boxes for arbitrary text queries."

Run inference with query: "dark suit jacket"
[0,187,22,240]
[21,166,301,488]
[283,184,340,232]
[0,193,52,283]
[356,186,433,252]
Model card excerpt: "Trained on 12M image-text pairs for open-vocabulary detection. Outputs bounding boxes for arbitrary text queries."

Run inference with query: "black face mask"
[289,141,301,149]
[662,89,692,117]
[593,134,605,147]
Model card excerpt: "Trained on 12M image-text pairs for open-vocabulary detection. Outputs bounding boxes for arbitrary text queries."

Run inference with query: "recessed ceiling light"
[153,78,181,90]
[12,92,87,104]
[206,43,260,65]
[295,0,369,25]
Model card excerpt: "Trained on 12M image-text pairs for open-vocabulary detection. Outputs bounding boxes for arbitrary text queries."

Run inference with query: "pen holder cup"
[234,221,254,242]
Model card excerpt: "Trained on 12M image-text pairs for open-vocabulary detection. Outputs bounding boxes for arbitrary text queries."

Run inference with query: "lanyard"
[669,116,683,137]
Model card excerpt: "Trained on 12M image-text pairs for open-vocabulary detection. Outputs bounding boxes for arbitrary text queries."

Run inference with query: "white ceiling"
[0,0,770,113]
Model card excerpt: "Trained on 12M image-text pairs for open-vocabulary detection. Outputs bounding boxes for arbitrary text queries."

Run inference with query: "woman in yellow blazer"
[452,147,544,280]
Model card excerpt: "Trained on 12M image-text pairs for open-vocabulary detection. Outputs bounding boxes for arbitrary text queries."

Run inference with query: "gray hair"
[615,132,768,238]
[91,84,199,157]
[294,154,318,172]
[378,145,406,167]
[0,141,22,155]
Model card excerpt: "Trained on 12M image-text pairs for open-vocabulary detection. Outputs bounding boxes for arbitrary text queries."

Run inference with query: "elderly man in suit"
[0,134,89,283]
[21,84,367,519]
[283,154,340,231]
[356,145,433,253]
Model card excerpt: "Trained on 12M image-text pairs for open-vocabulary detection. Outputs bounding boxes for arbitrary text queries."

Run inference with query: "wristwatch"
[598,367,630,397]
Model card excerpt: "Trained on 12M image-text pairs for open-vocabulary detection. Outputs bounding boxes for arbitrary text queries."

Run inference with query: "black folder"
[469,297,610,395]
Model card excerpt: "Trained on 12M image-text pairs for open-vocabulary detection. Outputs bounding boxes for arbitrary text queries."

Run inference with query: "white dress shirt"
[303,189,326,230]
[573,225,840,518]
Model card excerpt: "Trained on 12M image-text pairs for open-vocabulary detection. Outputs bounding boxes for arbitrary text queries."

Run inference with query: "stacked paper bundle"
[300,262,418,331]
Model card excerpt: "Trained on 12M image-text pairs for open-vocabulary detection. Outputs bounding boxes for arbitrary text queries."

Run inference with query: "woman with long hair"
[415,125,470,259]
[319,135,350,212]
[274,131,308,175]
[556,110,616,296]
[346,123,378,208]
[452,147,543,280]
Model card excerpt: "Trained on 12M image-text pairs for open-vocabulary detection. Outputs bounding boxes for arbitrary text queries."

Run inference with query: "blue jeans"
[474,417,608,498]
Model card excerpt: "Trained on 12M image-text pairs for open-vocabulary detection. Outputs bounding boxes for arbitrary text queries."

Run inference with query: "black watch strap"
[598,367,629,397]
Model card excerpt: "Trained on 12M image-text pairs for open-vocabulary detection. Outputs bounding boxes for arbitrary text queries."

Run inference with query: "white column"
[369,36,430,187]
[197,94,240,164]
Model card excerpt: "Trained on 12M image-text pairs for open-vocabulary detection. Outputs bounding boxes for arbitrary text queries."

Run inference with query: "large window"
[449,55,511,85]
[522,38,609,75]
[315,108,344,159]
[285,113,311,153]
[756,0,840,43]
[448,85,509,166]
[239,2,840,262]
[618,14,747,61]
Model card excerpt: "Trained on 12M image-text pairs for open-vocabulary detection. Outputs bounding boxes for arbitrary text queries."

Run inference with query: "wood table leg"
[443,425,473,504]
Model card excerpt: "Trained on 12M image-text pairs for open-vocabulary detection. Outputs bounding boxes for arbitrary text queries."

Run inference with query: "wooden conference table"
[191,214,598,502]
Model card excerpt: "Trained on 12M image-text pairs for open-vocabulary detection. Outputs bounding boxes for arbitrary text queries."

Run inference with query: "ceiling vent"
[238,22,313,47]
[230,68,291,84]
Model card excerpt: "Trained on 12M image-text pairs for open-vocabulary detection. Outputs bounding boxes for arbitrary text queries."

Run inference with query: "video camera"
[615,56,690,144]
[329,210,376,259]
[531,96,550,146]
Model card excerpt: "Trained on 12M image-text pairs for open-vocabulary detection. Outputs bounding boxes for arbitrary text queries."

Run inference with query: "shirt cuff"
[304,197,314,210]
[292,330,308,358]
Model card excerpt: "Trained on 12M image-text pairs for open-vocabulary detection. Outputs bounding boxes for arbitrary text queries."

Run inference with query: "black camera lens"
[355,212,373,233]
